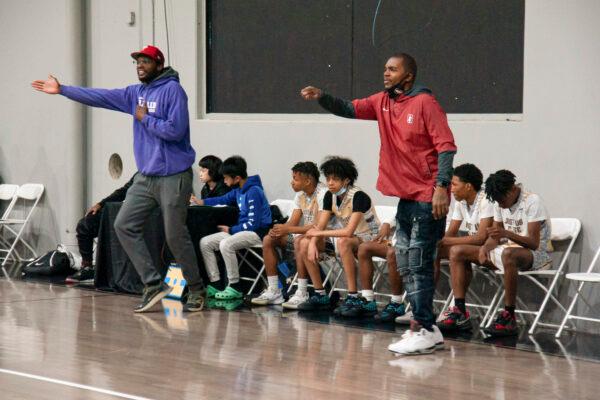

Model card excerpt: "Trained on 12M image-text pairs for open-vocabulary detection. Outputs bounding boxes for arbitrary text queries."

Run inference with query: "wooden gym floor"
[0,279,599,399]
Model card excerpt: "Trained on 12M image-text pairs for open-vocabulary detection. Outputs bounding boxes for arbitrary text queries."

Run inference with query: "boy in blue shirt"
[196,156,272,301]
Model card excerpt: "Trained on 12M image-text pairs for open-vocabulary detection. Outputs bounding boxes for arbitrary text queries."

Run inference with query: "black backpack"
[269,205,288,226]
[23,246,76,276]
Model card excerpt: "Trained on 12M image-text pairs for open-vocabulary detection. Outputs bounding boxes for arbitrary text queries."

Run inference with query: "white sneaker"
[394,324,444,350]
[250,288,284,306]
[282,291,309,309]
[388,328,437,355]
[395,310,413,324]
[432,325,445,350]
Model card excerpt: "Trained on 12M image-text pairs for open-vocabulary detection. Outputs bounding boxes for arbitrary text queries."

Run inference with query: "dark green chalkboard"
[207,0,524,114]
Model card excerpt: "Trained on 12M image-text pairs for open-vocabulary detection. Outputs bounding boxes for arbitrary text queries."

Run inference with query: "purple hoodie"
[60,67,195,176]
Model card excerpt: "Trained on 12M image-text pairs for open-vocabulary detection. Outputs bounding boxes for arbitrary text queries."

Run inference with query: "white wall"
[85,0,141,197]
[0,0,85,252]
[2,1,599,326]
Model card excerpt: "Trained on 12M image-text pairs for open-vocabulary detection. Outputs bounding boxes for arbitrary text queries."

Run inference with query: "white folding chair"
[317,238,348,296]
[286,246,343,296]
[273,199,346,295]
[237,199,295,295]
[555,245,600,338]
[0,183,44,266]
[485,218,581,334]
[437,262,503,327]
[0,184,20,263]
[0,184,19,221]
[326,206,393,297]
[237,245,268,295]
[432,217,500,323]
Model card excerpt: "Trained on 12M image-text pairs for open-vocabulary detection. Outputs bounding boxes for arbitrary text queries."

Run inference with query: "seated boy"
[435,163,494,330]
[355,219,407,321]
[297,156,380,311]
[479,170,552,336]
[66,173,137,284]
[196,156,272,301]
[251,161,327,306]
[190,155,231,204]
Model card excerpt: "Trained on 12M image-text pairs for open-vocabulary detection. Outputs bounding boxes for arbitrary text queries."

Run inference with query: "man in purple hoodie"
[31,45,205,313]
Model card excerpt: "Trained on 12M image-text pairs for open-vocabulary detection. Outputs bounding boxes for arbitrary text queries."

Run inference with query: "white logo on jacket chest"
[407,114,414,124]
[137,97,157,113]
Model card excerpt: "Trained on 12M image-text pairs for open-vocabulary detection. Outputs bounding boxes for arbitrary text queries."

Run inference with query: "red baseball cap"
[131,45,165,64]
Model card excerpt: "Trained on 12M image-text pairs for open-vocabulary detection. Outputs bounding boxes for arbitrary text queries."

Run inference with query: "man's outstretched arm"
[32,75,131,114]
[300,86,356,118]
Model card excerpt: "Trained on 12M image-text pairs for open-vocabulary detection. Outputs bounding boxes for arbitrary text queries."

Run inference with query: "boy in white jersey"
[435,164,494,331]
[479,170,552,336]
[251,162,328,307]
[297,157,380,311]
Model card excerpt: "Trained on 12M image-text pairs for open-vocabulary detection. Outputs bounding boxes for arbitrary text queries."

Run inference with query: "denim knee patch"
[408,246,423,270]
[396,246,409,275]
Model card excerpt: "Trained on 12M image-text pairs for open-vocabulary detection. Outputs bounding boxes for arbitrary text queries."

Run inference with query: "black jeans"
[76,212,102,264]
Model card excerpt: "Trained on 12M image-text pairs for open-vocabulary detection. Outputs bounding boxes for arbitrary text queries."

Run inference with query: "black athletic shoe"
[65,266,95,284]
[297,292,330,311]
[183,290,205,312]
[341,296,378,318]
[333,296,353,316]
[374,301,406,323]
[134,282,173,313]
[484,310,518,337]
[439,306,472,331]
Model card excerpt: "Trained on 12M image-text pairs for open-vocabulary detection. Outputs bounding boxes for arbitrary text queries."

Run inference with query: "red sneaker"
[439,306,472,331]
[484,310,518,337]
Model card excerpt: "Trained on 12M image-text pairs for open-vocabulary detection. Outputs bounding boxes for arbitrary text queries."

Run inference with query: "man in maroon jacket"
[301,53,457,355]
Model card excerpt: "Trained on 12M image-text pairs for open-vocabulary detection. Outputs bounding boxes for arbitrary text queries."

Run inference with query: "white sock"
[297,278,308,294]
[315,288,326,295]
[267,275,279,291]
[362,290,375,301]
[391,295,403,304]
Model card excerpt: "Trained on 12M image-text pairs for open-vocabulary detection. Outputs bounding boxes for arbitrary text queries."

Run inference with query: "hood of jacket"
[144,66,180,87]
[240,175,264,194]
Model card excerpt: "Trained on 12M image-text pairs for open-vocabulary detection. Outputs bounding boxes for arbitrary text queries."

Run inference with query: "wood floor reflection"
[0,280,598,399]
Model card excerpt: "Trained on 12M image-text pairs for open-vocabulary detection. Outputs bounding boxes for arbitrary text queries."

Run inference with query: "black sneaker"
[439,306,472,332]
[484,310,518,337]
[341,296,378,318]
[65,266,95,284]
[333,296,354,316]
[374,301,406,323]
[297,292,331,311]
[134,282,173,313]
[183,290,205,312]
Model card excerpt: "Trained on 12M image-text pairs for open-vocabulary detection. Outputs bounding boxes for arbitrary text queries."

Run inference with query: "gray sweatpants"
[114,169,202,290]
[200,231,262,284]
